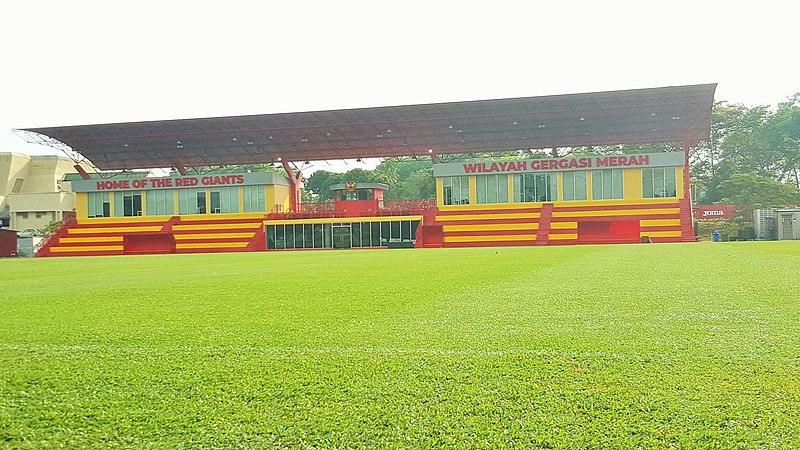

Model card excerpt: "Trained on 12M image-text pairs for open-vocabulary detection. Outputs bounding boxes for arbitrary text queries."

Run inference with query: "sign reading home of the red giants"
[70,172,290,192]
[432,152,685,177]
[693,205,738,220]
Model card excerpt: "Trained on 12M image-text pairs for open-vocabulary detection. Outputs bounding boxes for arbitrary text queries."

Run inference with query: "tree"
[717,173,800,208]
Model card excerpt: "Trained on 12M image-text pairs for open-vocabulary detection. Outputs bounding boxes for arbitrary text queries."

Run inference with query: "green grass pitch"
[1,242,799,448]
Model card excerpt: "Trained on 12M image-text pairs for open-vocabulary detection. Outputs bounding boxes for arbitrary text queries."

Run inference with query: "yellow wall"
[622,168,642,200]
[267,184,291,213]
[437,166,684,210]
[76,192,88,220]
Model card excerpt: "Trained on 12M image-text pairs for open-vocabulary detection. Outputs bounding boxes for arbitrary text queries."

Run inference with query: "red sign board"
[693,205,738,220]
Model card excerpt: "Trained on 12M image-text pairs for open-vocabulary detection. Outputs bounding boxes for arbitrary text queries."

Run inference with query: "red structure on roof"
[18,84,716,171]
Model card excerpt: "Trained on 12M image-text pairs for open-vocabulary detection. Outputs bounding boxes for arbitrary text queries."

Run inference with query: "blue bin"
[713,230,720,242]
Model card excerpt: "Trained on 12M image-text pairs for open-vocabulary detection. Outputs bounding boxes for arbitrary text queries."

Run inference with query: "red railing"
[35,211,76,256]
[378,198,436,211]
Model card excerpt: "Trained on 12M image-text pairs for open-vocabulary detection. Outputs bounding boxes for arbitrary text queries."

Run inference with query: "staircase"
[679,198,696,241]
[35,212,76,257]
[535,203,554,245]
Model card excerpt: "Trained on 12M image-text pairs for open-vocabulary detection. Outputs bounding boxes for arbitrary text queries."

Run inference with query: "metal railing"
[34,211,76,256]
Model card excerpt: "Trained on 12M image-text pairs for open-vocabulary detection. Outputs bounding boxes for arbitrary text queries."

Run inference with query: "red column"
[280,159,303,212]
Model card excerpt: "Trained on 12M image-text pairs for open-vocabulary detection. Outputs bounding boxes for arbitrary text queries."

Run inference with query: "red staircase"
[35,211,76,257]
[535,203,554,246]
[679,198,696,241]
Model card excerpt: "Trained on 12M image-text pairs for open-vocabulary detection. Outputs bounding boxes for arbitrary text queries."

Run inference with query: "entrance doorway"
[332,225,352,249]
[781,216,794,240]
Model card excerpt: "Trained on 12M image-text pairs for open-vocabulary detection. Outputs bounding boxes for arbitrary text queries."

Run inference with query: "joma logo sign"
[702,210,725,217]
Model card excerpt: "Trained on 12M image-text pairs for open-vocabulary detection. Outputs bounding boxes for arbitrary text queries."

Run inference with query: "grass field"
[1,242,799,448]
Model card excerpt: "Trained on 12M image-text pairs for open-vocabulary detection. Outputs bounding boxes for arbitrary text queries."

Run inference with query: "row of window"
[442,168,675,205]
[86,186,268,218]
[266,220,420,250]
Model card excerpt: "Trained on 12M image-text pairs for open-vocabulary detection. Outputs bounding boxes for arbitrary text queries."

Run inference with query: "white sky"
[1,0,798,173]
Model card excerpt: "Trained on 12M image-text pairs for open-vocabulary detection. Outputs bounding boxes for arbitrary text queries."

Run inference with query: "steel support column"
[281,159,304,212]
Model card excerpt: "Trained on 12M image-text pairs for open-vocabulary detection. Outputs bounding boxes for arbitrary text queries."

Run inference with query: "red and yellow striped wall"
[434,167,694,247]
[40,213,268,257]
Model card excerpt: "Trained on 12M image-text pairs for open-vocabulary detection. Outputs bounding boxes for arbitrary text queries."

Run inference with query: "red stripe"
[438,218,540,225]
[445,229,538,237]
[548,228,578,234]
[173,229,259,235]
[639,226,682,232]
[555,214,681,222]
[438,207,542,216]
[74,222,168,229]
[174,238,252,244]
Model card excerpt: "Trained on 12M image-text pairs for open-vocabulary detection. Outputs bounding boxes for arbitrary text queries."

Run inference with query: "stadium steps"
[39,214,268,256]
[534,203,554,245]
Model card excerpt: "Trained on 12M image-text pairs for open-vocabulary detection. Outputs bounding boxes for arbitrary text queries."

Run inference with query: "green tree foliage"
[717,173,800,208]
[305,159,435,201]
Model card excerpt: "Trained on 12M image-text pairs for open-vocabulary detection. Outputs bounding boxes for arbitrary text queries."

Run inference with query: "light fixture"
[671,116,680,120]
[232,138,237,142]
[579,117,585,121]
[356,157,363,162]
[512,121,518,125]
[428,149,433,153]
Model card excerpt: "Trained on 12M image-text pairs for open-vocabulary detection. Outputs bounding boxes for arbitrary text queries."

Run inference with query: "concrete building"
[0,152,93,231]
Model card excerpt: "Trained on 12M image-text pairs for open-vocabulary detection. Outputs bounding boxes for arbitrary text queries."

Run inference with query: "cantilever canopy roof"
[19,84,716,170]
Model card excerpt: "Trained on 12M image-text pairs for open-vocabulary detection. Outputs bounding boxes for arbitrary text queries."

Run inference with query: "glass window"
[361,222,371,246]
[323,223,332,248]
[513,173,556,202]
[442,176,470,205]
[592,169,624,200]
[285,224,294,249]
[381,221,390,245]
[209,186,239,214]
[371,222,381,247]
[643,168,677,198]
[562,171,587,201]
[476,174,508,204]
[145,189,175,216]
[350,222,361,247]
[114,191,142,217]
[87,192,110,218]
[243,185,266,212]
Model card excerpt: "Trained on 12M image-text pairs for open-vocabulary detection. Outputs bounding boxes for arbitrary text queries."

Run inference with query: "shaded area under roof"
[19,84,716,171]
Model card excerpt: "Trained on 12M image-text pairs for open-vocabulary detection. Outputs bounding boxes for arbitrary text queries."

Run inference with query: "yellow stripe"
[178,213,267,222]
[50,245,123,253]
[550,221,578,229]
[443,223,538,232]
[552,208,679,218]
[172,223,262,231]
[640,218,681,227]
[265,215,423,225]
[640,230,682,238]
[436,213,539,222]
[59,236,124,244]
[176,242,250,249]
[547,233,578,240]
[437,198,678,211]
[77,216,170,225]
[69,226,163,234]
[173,232,254,240]
[445,234,538,243]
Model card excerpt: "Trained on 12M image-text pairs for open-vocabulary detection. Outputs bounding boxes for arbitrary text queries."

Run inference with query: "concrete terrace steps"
[39,214,268,256]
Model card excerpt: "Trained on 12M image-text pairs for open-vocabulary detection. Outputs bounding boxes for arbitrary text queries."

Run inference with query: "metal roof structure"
[18,84,716,171]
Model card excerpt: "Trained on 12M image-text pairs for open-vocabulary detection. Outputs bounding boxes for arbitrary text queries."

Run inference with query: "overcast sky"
[1,1,798,173]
